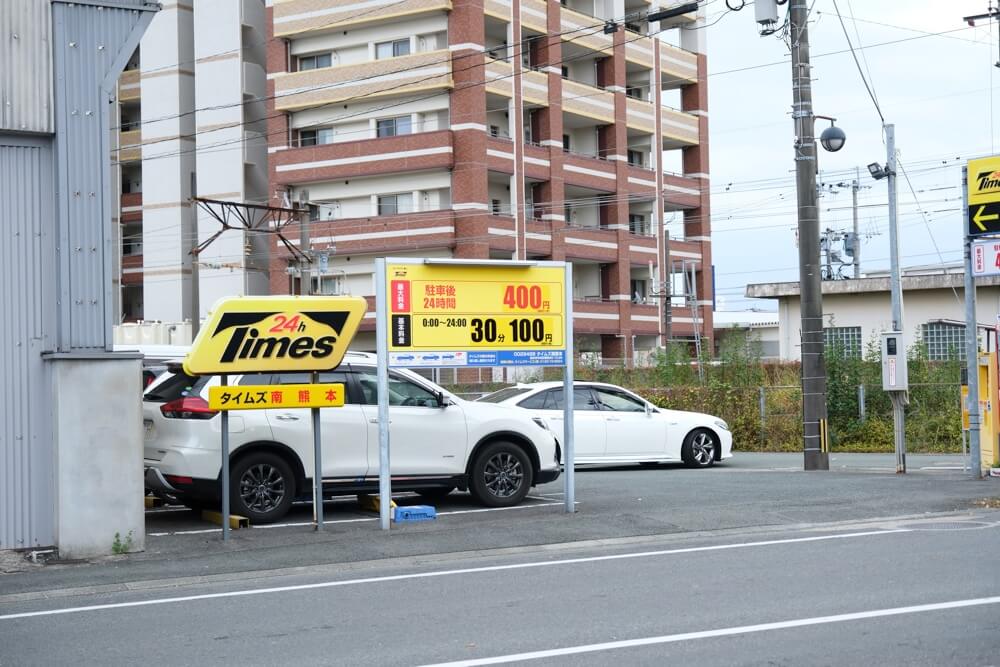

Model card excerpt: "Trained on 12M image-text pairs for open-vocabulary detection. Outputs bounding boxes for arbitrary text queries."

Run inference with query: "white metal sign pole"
[220,374,230,541]
[312,370,323,531]
[563,262,575,513]
[963,165,982,478]
[375,258,392,529]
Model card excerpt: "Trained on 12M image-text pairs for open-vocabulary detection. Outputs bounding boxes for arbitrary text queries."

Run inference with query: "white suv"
[142,353,560,523]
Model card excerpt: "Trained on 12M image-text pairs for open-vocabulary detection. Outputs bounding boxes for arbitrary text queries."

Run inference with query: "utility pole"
[189,174,200,336]
[790,0,830,471]
[962,165,983,478]
[298,198,312,296]
[852,166,861,278]
[885,123,907,473]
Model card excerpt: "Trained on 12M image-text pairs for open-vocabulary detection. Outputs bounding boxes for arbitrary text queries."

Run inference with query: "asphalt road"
[2,515,998,666]
[1,453,996,598]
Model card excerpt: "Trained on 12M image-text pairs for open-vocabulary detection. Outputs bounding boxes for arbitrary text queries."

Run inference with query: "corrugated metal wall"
[0,137,56,549]
[0,1,54,133]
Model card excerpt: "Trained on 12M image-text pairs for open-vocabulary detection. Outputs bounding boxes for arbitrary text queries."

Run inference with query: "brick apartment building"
[265,0,713,364]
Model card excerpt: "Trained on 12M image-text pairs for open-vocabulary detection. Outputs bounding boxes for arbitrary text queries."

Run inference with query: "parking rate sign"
[385,262,567,367]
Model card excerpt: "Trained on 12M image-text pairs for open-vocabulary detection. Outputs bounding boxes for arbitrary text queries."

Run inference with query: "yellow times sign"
[385,261,567,367]
[208,384,345,411]
[184,296,367,376]
[968,155,1000,236]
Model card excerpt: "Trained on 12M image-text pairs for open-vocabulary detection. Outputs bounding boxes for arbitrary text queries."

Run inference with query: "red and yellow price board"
[385,262,567,367]
[208,383,345,411]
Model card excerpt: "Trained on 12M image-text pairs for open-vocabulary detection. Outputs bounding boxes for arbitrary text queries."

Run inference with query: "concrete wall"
[52,358,145,559]
[775,286,1000,360]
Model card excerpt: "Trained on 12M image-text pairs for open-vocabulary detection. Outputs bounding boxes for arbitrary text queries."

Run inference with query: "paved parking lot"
[2,452,996,599]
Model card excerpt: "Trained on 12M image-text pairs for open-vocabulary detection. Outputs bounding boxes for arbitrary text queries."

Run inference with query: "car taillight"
[160,396,217,420]
[165,475,193,486]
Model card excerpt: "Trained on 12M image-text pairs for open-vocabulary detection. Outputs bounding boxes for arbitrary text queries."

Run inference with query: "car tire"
[229,451,296,524]
[469,442,533,507]
[415,486,455,501]
[681,429,717,468]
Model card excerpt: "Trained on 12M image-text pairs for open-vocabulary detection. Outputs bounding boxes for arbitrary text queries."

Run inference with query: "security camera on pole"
[754,0,847,470]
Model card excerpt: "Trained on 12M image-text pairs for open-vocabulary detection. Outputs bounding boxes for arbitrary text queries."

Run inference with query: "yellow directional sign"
[385,261,567,367]
[184,296,367,376]
[968,155,1000,236]
[208,383,345,411]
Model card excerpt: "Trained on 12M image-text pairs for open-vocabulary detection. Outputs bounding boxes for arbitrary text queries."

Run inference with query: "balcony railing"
[273,0,452,38]
[273,49,452,111]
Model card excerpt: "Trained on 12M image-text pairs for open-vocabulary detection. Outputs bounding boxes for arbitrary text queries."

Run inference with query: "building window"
[298,53,332,71]
[377,193,414,216]
[824,326,862,359]
[628,213,648,235]
[921,322,965,361]
[376,115,412,137]
[491,199,502,215]
[561,65,569,78]
[627,150,645,167]
[625,86,644,100]
[562,134,571,150]
[375,39,410,59]
[299,128,333,147]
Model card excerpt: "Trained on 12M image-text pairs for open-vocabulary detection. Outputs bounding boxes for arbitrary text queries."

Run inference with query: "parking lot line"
[0,528,909,621]
[147,501,569,537]
[415,596,1000,666]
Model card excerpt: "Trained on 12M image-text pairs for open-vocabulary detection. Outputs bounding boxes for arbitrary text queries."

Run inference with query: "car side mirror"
[645,402,653,416]
[435,391,450,408]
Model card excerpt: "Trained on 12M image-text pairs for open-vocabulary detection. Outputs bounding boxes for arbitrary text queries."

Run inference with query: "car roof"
[511,381,626,391]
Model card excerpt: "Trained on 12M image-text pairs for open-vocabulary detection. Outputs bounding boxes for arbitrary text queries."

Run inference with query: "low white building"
[713,311,781,360]
[745,264,1000,361]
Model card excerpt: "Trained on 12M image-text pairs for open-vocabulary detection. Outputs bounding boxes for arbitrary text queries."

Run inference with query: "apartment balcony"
[624,97,699,148]
[661,106,699,148]
[117,129,142,163]
[520,0,547,31]
[624,38,655,70]
[240,0,264,29]
[573,299,622,334]
[660,42,698,88]
[560,5,613,56]
[290,209,457,257]
[272,50,452,112]
[121,253,143,286]
[120,192,143,223]
[485,58,513,97]
[630,303,661,334]
[242,60,265,100]
[562,79,615,124]
[272,0,452,38]
[522,69,549,105]
[271,130,454,183]
[561,227,619,262]
[663,172,702,209]
[118,69,140,102]
[484,0,512,21]
[562,150,617,191]
[243,130,265,165]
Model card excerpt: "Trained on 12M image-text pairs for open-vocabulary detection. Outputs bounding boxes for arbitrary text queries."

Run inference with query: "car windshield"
[477,387,533,403]
[143,371,210,403]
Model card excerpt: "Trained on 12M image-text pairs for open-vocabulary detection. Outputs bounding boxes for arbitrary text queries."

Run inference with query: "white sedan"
[478,382,733,468]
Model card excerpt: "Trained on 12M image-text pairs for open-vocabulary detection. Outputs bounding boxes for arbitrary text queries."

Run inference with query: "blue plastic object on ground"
[393,505,437,522]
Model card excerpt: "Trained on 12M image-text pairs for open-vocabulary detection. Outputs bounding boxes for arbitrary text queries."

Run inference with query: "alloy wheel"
[692,431,716,465]
[483,451,524,498]
[239,463,286,513]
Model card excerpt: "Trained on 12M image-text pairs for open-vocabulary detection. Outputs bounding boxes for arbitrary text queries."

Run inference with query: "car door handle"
[274,414,300,422]
[606,417,621,422]
[369,418,392,424]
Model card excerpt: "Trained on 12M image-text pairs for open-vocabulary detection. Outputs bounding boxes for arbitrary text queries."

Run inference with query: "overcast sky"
[696,0,1000,311]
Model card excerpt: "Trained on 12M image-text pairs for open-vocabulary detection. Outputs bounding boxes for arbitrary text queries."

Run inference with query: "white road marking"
[148,502,568,536]
[919,466,965,471]
[417,596,1000,666]
[0,529,908,621]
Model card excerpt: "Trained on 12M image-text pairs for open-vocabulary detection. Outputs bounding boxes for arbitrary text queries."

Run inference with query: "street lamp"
[816,116,847,153]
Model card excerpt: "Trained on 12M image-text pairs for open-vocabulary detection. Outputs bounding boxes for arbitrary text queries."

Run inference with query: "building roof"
[713,311,780,329]
[746,265,1000,299]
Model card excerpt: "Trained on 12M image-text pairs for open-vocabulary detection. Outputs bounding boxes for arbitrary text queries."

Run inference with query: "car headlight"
[532,417,550,431]
[714,419,729,431]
